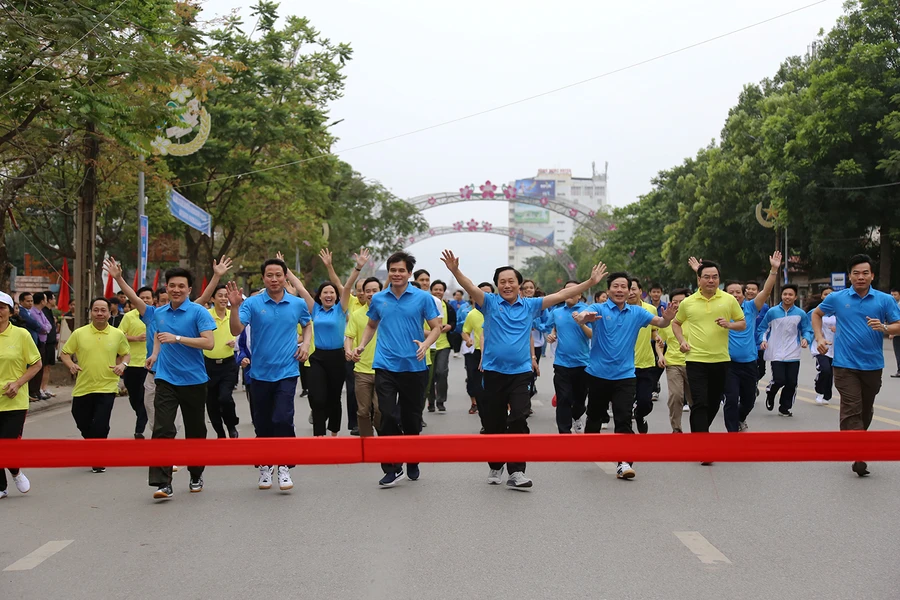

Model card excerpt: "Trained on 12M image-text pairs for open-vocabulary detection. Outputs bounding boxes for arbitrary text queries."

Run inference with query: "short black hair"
[564,279,580,286]
[43,291,54,301]
[453,289,463,296]
[669,287,691,300]
[154,287,167,299]
[430,280,446,291]
[821,286,834,294]
[724,280,743,292]
[477,281,495,292]
[891,287,900,293]
[848,254,872,273]
[607,272,630,287]
[314,281,338,305]
[165,267,194,288]
[410,281,422,290]
[493,266,524,286]
[261,259,287,277]
[213,284,227,295]
[593,290,607,301]
[362,276,383,291]
[90,297,111,310]
[18,292,31,302]
[649,282,663,292]
[117,290,127,296]
[697,260,720,278]
[743,281,761,293]
[413,268,430,280]
[32,292,45,304]
[782,283,799,295]
[630,278,642,290]
[137,286,154,296]
[387,252,416,273]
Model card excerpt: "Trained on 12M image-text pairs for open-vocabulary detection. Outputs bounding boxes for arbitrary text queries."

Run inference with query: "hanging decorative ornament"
[150,84,211,157]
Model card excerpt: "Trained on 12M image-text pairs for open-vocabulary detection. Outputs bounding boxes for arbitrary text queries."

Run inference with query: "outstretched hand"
[687,256,702,273]
[589,262,608,286]
[103,257,122,279]
[318,248,333,267]
[769,250,783,271]
[225,281,244,307]
[440,249,459,272]
[354,247,370,270]
[213,255,233,277]
[662,302,677,322]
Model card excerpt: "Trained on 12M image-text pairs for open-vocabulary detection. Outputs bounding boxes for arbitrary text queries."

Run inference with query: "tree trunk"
[0,209,9,291]
[74,124,100,328]
[880,217,892,291]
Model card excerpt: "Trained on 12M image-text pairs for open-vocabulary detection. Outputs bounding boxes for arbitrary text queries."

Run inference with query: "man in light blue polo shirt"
[352,251,442,487]
[573,271,677,480]
[544,281,592,434]
[813,253,900,477]
[227,258,312,492]
[442,250,606,489]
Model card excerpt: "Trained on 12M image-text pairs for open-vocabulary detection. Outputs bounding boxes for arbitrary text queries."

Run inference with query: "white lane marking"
[594,462,618,475]
[4,540,74,571]
[674,532,731,565]
[531,399,544,407]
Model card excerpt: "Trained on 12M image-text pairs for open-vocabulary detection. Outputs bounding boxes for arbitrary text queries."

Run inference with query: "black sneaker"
[891,372,900,379]
[153,485,174,500]
[421,418,427,428]
[765,395,775,411]
[189,477,203,493]
[300,389,309,397]
[378,469,406,487]
[350,427,360,436]
[437,403,446,412]
[91,467,106,474]
[851,461,870,477]
[228,428,239,439]
[427,404,436,413]
[134,433,145,440]
[636,416,649,434]
[407,464,420,481]
[778,410,793,418]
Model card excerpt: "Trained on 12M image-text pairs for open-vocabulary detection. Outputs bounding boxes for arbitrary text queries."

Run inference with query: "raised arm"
[340,248,369,313]
[754,251,782,312]
[277,251,315,313]
[195,256,233,306]
[541,262,608,310]
[441,249,485,307]
[319,248,344,296]
[104,257,147,316]
[226,281,246,336]
[650,302,678,329]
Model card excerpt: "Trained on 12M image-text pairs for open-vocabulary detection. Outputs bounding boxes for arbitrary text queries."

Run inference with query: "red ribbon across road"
[1,431,899,467]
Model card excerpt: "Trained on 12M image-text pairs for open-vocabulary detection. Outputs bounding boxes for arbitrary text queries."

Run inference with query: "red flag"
[104,271,115,298]
[57,258,71,313]
[152,268,160,290]
[132,268,139,291]
[201,276,208,291]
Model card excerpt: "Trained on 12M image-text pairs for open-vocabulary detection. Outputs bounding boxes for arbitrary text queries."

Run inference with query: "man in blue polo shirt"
[352,251,442,487]
[442,250,607,489]
[227,259,312,492]
[544,281,592,434]
[813,254,900,477]
[573,271,677,480]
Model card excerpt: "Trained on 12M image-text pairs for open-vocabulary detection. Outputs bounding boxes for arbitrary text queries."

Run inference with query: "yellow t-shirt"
[462,309,484,350]
[62,323,130,397]
[675,289,744,363]
[117,308,147,365]
[424,299,450,351]
[303,322,315,367]
[657,324,687,367]
[0,324,42,411]
[347,294,362,315]
[633,301,659,369]
[204,307,235,359]
[345,304,376,374]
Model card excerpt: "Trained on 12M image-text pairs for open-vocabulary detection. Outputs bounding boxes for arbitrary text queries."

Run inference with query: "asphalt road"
[4,350,900,600]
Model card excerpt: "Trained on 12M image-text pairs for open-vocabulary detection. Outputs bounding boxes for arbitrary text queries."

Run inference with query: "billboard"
[514,179,554,225]
[514,179,555,199]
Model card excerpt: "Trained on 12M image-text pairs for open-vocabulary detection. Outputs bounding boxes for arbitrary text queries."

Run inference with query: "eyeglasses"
[700,275,719,281]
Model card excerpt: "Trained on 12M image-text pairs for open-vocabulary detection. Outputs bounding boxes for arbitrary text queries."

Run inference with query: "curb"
[28,396,72,415]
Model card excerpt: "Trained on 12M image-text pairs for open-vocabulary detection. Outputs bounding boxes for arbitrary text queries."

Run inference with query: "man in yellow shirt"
[344,276,383,437]
[629,279,661,434]
[673,260,745,436]
[60,297,130,473]
[118,286,153,439]
[426,280,456,412]
[656,289,691,433]
[462,282,494,419]
[0,291,42,499]
[205,284,239,438]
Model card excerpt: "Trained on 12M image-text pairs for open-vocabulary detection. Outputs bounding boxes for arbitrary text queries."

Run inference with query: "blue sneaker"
[378,469,406,487]
[407,464,420,481]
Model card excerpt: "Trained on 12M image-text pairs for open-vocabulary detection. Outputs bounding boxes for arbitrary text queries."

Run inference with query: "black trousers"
[894,336,900,373]
[345,360,357,431]
[71,393,115,440]
[585,375,636,434]
[0,409,27,492]
[375,369,428,474]
[149,380,207,487]
[685,361,730,432]
[122,367,148,435]
[723,360,758,432]
[634,367,661,424]
[815,354,834,400]
[448,332,463,353]
[756,349,767,381]
[205,358,239,438]
[553,365,587,433]
[308,349,346,436]
[529,345,543,396]
[28,342,45,398]
[482,370,531,474]
[766,361,800,414]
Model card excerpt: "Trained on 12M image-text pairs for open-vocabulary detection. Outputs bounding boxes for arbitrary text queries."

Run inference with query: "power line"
[818,181,900,191]
[175,0,833,190]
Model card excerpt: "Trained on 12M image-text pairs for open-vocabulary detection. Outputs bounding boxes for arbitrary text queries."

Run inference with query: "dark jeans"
[482,370,531,474]
[585,375,636,434]
[374,369,428,474]
[205,358,239,438]
[834,367,882,431]
[553,365,587,433]
[757,349,767,381]
[634,367,661,424]
[894,336,900,373]
[28,342,45,398]
[427,348,450,407]
[345,360,357,431]
[530,345,543,396]
[308,349,345,436]
[448,332,463,353]
[122,366,148,436]
[71,392,115,440]
[766,361,800,414]
[299,362,310,393]
[685,361,730,432]
[149,380,207,487]
[723,360,758,432]
[0,409,27,492]
[250,377,298,439]
[464,350,482,400]
[815,354,834,400]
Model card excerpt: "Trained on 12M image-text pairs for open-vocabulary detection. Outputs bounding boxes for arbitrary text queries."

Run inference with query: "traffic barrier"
[2,431,899,468]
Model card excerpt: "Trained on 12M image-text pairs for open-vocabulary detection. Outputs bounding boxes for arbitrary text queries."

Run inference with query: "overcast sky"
[205,0,845,286]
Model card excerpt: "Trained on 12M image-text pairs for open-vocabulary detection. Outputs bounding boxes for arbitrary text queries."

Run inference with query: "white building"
[508,162,608,271]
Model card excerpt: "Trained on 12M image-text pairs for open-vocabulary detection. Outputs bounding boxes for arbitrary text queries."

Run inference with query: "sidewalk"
[28,385,76,415]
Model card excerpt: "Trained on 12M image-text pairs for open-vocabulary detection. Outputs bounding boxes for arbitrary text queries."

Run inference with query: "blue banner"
[139,215,149,286]
[168,190,211,236]
[515,179,556,199]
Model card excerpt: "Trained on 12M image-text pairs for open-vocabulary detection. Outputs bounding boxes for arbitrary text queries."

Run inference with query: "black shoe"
[300,389,309,397]
[755,388,760,397]
[91,467,106,473]
[778,410,793,418]
[350,427,360,436]
[892,372,900,378]
[228,428,239,439]
[153,485,174,500]
[765,395,775,411]
[437,403,446,412]
[479,427,485,434]
[407,464,420,481]
[189,477,203,493]
[134,433,145,440]
[427,404,436,413]
[636,417,649,434]
[852,461,870,477]
[421,418,427,428]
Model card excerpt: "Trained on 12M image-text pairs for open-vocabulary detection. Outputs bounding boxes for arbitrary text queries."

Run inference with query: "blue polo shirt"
[728,300,760,363]
[585,300,656,381]
[141,305,158,373]
[477,293,544,375]
[239,290,312,381]
[755,303,769,346]
[818,287,900,370]
[551,303,590,368]
[152,300,217,386]
[311,303,347,350]
[368,283,441,372]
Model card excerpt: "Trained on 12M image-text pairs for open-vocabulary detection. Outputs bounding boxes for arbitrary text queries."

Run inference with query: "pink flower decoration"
[482,221,492,231]
[629,250,636,257]
[556,249,563,255]
[466,219,479,231]
[302,240,311,246]
[409,236,416,244]
[508,229,517,237]
[608,224,617,231]
[428,228,435,236]
[568,263,576,270]
[480,180,497,199]
[588,210,595,217]
[540,196,549,207]
[569,208,579,218]
[459,185,474,200]
[502,184,517,199]
[529,238,536,244]
[453,221,464,231]
[427,196,437,205]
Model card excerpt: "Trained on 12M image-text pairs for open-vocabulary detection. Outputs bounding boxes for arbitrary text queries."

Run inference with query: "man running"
[813,254,900,477]
[810,287,835,405]
[204,285,240,438]
[656,288,691,433]
[345,276,384,437]
[426,280,455,412]
[629,279,662,434]
[760,284,813,418]
[461,283,493,418]
[117,286,153,439]
[443,250,607,489]
[743,280,770,383]
[544,281,592,434]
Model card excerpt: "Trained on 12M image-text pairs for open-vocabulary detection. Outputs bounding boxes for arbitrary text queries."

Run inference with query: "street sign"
[168,189,211,236]
[139,215,149,287]
[831,272,846,291]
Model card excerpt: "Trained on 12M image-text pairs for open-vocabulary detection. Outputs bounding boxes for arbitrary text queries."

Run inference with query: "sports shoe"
[822,398,830,405]
[778,410,793,418]
[258,465,273,490]
[308,412,313,424]
[378,469,406,487]
[278,466,293,490]
[228,428,239,439]
[636,416,649,434]
[738,421,749,432]
[506,471,533,489]
[891,372,900,379]
[427,404,436,413]
[350,427,360,436]
[300,389,309,397]
[0,490,7,499]
[701,461,714,466]
[487,466,504,485]
[407,464,420,481]
[153,485,173,500]
[189,477,203,493]
[468,404,478,414]
[573,415,586,434]
[851,461,870,477]
[91,467,106,473]
[765,395,775,411]
[600,422,609,430]
[437,403,446,412]
[683,404,690,412]
[616,462,635,479]
[39,390,52,400]
[815,394,826,405]
[651,391,659,402]
[13,472,30,493]
[134,432,145,439]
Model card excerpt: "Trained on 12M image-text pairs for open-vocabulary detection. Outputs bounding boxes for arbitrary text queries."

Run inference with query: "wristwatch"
[882,324,888,333]
[175,335,182,343]
[122,362,129,367]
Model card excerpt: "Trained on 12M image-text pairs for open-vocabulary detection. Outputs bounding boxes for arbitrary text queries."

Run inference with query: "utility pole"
[74,124,99,328]
[137,162,145,286]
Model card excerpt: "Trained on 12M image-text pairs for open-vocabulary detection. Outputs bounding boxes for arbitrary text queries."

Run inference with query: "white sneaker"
[258,465,273,490]
[822,398,830,405]
[683,404,690,412]
[172,465,179,472]
[506,471,533,489]
[738,421,749,432]
[573,415,586,434]
[487,466,504,485]
[600,422,609,430]
[278,466,293,490]
[0,489,7,499]
[815,394,826,405]
[616,462,636,479]
[13,472,30,493]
